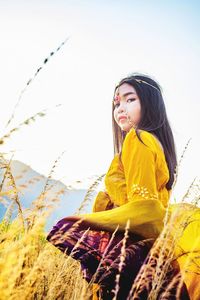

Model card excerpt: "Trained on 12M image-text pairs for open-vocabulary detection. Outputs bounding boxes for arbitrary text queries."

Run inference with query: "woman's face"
[113,83,141,132]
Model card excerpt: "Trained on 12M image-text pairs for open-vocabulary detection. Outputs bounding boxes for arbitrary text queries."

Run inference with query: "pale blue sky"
[0,0,199,203]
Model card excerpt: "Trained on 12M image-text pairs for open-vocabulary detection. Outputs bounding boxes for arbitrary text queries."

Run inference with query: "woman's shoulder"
[124,127,164,154]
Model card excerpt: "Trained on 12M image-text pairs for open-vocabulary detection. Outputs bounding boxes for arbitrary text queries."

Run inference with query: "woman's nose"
[118,103,127,113]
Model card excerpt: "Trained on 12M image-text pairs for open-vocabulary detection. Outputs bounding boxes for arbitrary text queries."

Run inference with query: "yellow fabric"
[168,203,200,300]
[91,190,113,212]
[92,283,100,300]
[78,128,200,299]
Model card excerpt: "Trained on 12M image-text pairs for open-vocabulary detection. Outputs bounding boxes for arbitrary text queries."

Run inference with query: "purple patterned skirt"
[46,216,190,300]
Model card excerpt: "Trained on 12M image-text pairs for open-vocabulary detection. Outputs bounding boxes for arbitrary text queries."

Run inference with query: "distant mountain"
[0,160,96,233]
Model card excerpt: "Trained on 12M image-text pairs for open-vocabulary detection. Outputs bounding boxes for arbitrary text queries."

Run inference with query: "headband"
[115,78,161,93]
[134,79,161,92]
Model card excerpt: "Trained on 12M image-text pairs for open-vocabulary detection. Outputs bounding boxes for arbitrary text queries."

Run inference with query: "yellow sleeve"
[79,129,167,239]
[92,153,128,212]
[92,190,113,212]
[104,153,128,206]
[121,128,159,203]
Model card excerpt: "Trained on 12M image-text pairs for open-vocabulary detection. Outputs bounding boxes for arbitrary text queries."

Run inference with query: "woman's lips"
[119,117,127,121]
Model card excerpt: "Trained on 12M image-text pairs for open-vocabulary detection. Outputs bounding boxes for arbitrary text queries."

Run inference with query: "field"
[0,39,199,300]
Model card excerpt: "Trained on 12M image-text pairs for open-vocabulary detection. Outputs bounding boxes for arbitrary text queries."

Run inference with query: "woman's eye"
[113,98,136,108]
[127,98,136,102]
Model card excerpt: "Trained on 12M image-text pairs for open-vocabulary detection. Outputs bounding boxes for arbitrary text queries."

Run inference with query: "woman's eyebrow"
[114,92,136,101]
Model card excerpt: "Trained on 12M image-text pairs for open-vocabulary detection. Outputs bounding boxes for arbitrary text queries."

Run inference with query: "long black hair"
[112,72,177,190]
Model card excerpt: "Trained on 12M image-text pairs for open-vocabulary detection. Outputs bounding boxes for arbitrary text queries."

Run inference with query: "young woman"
[46,73,200,300]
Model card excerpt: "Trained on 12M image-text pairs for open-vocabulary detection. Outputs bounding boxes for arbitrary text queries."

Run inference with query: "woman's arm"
[104,153,128,207]
[92,153,126,212]
[121,128,159,202]
[92,190,114,212]
[79,129,167,239]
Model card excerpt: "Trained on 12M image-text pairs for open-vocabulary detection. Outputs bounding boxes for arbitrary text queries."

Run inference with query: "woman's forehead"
[114,84,137,100]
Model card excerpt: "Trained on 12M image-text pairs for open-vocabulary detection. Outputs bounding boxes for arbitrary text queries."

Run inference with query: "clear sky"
[0,0,199,203]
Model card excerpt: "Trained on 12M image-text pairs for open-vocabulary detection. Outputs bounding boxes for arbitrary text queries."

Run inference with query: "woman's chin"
[119,124,132,132]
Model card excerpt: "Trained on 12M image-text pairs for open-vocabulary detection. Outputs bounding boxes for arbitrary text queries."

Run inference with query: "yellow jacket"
[79,128,200,299]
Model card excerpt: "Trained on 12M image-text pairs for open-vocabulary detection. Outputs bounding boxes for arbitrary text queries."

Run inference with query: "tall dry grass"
[1,159,199,300]
[0,38,200,300]
[0,36,94,299]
